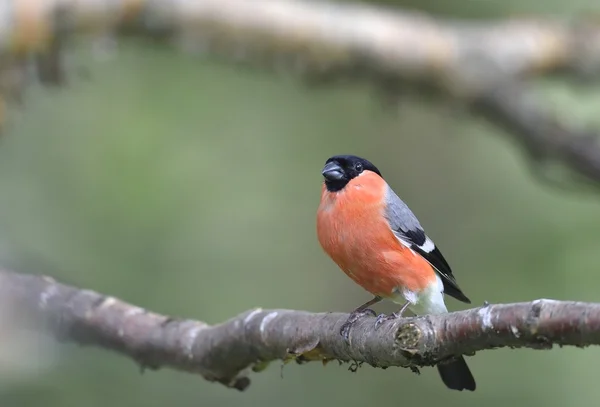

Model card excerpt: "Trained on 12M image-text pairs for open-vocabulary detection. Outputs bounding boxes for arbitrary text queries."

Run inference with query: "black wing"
[383,187,471,304]
[396,228,471,304]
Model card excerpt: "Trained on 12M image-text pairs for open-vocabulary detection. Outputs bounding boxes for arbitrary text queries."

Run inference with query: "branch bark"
[3,268,600,391]
[1,0,600,187]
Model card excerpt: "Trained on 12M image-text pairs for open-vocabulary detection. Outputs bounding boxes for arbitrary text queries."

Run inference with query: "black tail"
[436,356,476,391]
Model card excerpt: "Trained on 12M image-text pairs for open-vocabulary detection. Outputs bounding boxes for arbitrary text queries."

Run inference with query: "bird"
[316,154,476,391]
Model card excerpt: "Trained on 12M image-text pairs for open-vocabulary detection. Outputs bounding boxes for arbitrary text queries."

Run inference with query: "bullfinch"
[316,154,476,391]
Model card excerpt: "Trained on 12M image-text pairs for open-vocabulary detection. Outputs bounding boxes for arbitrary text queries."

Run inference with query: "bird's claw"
[362,308,376,317]
[374,312,399,329]
[340,308,376,342]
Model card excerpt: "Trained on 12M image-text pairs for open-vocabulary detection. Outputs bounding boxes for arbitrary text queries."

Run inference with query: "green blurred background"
[1,0,600,406]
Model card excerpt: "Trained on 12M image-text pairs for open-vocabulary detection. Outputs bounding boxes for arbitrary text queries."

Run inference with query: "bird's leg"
[352,296,381,315]
[375,301,411,329]
[340,296,382,342]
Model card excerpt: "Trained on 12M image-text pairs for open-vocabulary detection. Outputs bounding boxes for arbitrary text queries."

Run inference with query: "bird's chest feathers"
[317,183,389,265]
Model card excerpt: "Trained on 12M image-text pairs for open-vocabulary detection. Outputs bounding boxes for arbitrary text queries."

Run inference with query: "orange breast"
[316,172,435,297]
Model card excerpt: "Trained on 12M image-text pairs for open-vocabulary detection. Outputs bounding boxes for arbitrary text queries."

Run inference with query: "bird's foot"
[374,302,411,329]
[374,312,400,329]
[340,308,376,342]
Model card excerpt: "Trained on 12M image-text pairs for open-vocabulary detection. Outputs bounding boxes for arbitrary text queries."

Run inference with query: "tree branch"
[2,0,600,187]
[476,82,600,189]
[3,268,600,391]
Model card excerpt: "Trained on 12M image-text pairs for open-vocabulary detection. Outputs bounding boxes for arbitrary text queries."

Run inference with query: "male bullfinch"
[316,154,476,391]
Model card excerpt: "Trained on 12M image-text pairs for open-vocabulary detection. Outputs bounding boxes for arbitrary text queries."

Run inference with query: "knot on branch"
[395,321,422,351]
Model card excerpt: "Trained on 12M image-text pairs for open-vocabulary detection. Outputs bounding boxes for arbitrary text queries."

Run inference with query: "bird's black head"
[321,155,382,192]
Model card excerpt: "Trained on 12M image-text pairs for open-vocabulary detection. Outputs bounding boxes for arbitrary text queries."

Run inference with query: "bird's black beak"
[322,162,344,181]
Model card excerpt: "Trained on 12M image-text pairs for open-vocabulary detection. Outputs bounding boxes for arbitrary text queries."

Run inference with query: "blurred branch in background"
[1,1,600,187]
[5,269,600,391]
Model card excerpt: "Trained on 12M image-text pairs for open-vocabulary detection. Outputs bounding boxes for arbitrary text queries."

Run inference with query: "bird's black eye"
[354,162,363,173]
